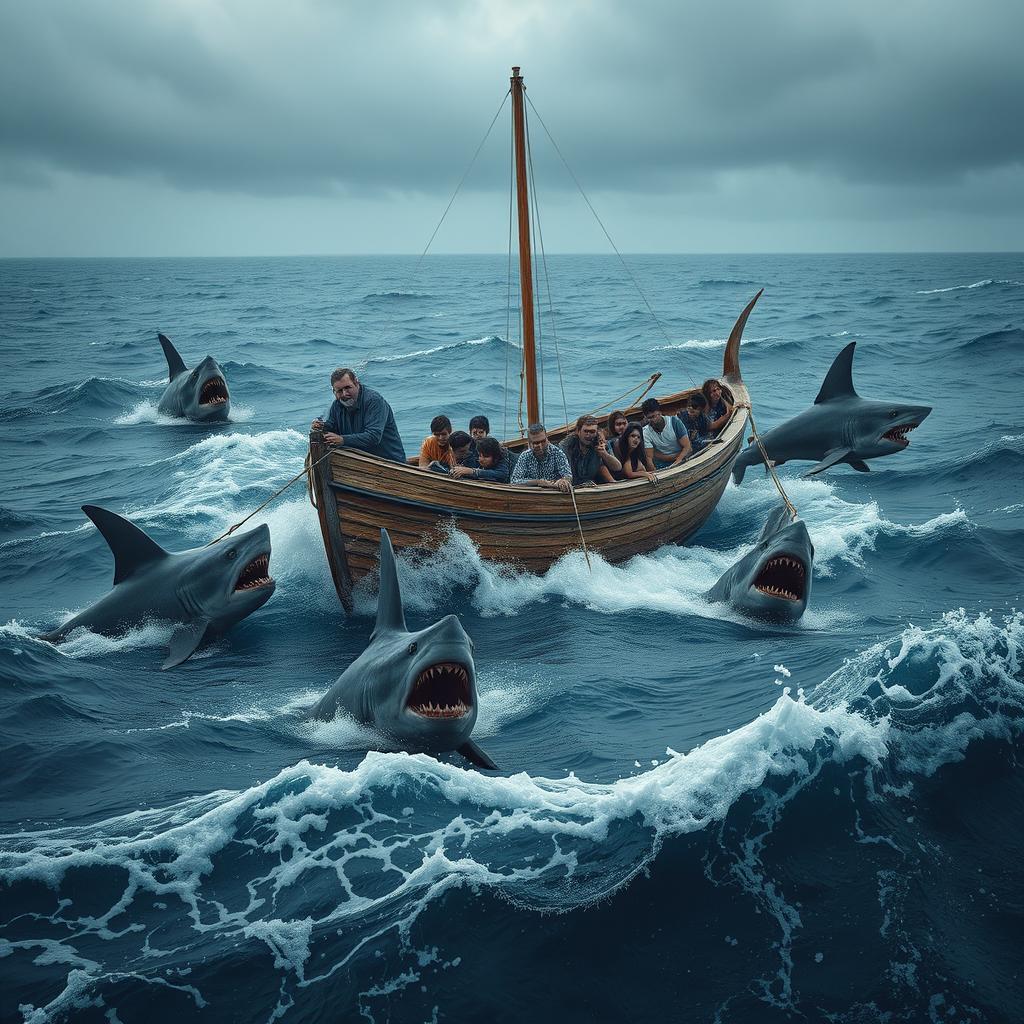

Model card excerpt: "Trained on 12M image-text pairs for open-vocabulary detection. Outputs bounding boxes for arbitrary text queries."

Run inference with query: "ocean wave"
[916,279,1023,294]
[652,336,776,352]
[1,377,142,420]
[697,279,759,287]
[955,327,1023,353]
[361,290,434,302]
[114,400,255,425]
[362,335,513,365]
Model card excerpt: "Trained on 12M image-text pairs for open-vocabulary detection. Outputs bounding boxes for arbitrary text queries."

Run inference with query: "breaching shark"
[156,333,231,422]
[705,505,814,623]
[39,506,274,668]
[732,341,931,484]
[310,529,497,770]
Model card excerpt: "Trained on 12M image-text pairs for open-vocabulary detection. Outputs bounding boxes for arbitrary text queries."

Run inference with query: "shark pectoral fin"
[457,740,498,771]
[848,460,871,472]
[162,618,210,670]
[158,333,188,379]
[802,448,853,478]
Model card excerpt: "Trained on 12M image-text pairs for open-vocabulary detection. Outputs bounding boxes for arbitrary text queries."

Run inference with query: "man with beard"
[560,414,621,486]
[311,367,407,462]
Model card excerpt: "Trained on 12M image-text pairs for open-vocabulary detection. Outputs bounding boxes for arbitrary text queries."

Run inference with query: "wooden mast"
[511,66,539,427]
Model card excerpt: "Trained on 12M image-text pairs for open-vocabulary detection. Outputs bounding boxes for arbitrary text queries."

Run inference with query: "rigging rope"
[583,372,662,420]
[524,95,698,389]
[567,485,593,573]
[744,406,800,521]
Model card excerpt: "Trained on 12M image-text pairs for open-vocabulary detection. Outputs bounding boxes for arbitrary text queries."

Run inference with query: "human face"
[478,451,496,469]
[613,416,628,437]
[529,431,549,457]
[452,444,470,463]
[627,430,642,451]
[470,427,487,441]
[644,411,665,431]
[433,428,451,449]
[579,423,599,447]
[332,375,360,407]
[708,383,722,403]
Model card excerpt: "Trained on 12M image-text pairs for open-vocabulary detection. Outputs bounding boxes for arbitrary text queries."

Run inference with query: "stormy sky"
[1,0,1022,256]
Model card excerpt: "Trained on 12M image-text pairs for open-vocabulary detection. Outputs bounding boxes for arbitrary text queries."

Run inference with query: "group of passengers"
[312,366,739,489]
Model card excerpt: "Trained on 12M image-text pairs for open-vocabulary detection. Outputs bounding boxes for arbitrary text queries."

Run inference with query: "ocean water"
[0,252,1022,1023]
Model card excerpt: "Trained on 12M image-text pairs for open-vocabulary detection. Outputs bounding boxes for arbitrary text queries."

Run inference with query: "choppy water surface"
[1,253,1022,1023]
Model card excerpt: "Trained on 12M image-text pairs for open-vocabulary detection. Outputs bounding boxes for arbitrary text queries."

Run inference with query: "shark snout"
[229,525,274,600]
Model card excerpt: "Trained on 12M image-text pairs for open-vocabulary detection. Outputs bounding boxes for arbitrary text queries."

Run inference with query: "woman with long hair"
[605,409,629,453]
[702,378,736,433]
[614,422,657,483]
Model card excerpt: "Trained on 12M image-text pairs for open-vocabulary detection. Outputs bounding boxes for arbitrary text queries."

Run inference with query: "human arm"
[596,464,615,484]
[597,444,621,473]
[621,457,658,483]
[417,438,434,470]
[471,460,512,483]
[338,389,390,453]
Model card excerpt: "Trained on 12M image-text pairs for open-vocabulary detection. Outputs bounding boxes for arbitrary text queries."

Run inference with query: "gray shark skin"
[39,506,274,669]
[310,530,497,771]
[156,333,231,422]
[705,505,814,623]
[732,341,931,483]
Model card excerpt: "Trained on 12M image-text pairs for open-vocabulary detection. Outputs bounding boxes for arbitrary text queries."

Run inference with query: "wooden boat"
[309,67,761,612]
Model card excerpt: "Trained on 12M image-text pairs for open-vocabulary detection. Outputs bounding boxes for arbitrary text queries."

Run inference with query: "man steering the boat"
[510,423,573,492]
[311,368,407,463]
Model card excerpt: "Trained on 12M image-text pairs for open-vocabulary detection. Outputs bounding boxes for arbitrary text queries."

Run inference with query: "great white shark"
[310,529,497,770]
[732,341,931,484]
[156,333,231,422]
[39,506,274,668]
[705,504,814,623]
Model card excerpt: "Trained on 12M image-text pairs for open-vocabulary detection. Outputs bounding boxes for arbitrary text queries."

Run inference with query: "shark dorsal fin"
[814,341,858,404]
[374,529,407,635]
[158,333,188,380]
[82,505,169,585]
[759,503,796,541]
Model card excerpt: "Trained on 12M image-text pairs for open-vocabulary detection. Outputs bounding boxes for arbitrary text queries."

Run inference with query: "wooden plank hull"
[309,381,750,611]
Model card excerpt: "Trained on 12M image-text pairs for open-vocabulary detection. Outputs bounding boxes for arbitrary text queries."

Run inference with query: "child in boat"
[605,410,629,453]
[702,378,735,433]
[468,415,490,442]
[418,415,456,470]
[679,394,716,453]
[614,422,657,483]
[454,436,516,483]
[445,431,479,477]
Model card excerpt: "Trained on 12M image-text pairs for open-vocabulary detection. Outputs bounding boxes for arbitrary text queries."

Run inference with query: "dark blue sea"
[1,253,1022,1023]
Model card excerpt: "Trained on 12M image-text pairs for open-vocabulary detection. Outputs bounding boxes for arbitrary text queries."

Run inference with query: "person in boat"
[418,415,456,470]
[312,368,407,462]
[452,435,516,483]
[560,414,621,487]
[468,415,490,442]
[510,423,573,492]
[702,378,735,434]
[679,394,716,454]
[614,422,658,483]
[605,410,629,453]
[641,398,692,467]
[450,431,478,468]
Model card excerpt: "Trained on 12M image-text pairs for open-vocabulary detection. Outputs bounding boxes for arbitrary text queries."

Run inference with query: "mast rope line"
[744,406,800,521]
[206,445,335,546]
[524,95,699,391]
[567,485,593,573]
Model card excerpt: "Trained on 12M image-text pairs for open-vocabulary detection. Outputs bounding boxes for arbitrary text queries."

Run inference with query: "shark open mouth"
[407,662,472,719]
[753,555,806,603]
[234,554,273,591]
[882,423,917,446]
[200,376,229,406]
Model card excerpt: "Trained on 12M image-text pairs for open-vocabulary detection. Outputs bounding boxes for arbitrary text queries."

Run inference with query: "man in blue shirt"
[311,367,406,463]
[510,423,573,492]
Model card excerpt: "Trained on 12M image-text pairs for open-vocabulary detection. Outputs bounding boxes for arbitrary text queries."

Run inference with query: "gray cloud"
[2,0,1022,203]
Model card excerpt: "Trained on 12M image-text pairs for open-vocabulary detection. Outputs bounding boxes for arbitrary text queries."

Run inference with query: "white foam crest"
[115,401,255,426]
[915,279,1022,294]
[128,429,308,525]
[363,335,504,365]
[45,622,176,659]
[651,336,773,352]
[812,609,1024,776]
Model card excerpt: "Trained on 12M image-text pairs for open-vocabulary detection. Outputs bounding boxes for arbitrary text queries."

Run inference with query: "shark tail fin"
[158,333,188,379]
[373,529,407,635]
[82,505,169,585]
[814,341,858,404]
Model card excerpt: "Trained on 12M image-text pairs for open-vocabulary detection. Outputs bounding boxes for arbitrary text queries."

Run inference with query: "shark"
[732,341,931,483]
[156,333,231,422]
[310,529,497,770]
[705,504,814,623]
[39,506,275,668]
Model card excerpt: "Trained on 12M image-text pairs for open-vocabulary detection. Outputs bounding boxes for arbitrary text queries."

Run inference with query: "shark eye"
[888,410,899,418]
[225,548,238,560]
[407,642,418,655]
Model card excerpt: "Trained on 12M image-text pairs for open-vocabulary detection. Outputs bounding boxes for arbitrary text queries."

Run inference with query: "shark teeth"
[200,376,229,405]
[882,423,916,444]
[234,553,273,591]
[753,555,806,603]
[407,661,472,719]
